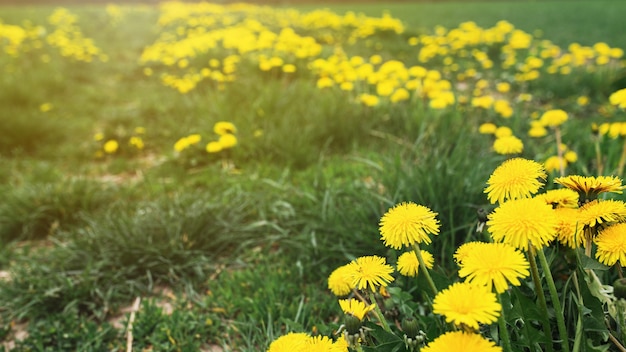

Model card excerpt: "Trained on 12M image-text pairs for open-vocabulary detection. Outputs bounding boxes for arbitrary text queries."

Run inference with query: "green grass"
[1,1,626,351]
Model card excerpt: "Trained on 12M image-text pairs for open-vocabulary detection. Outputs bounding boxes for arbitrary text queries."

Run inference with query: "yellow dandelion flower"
[496,82,510,93]
[544,156,567,174]
[397,250,434,277]
[317,76,334,89]
[539,109,568,127]
[267,332,309,352]
[536,188,579,208]
[564,151,578,163]
[379,202,440,248]
[306,335,346,352]
[339,81,354,91]
[129,136,144,150]
[213,121,237,135]
[218,134,237,149]
[94,132,104,141]
[484,158,547,204]
[332,337,349,352]
[206,141,222,153]
[487,197,558,251]
[478,123,497,134]
[390,88,410,103]
[174,137,190,152]
[432,282,501,329]
[554,207,583,249]
[494,99,513,118]
[595,223,626,266]
[493,135,523,155]
[103,139,119,154]
[494,126,513,138]
[610,88,626,109]
[347,255,395,292]
[422,331,502,352]
[528,125,548,138]
[555,175,624,203]
[282,64,297,73]
[457,242,530,293]
[578,199,626,229]
[187,134,202,145]
[338,298,375,320]
[328,264,354,297]
[454,241,487,264]
[358,93,379,107]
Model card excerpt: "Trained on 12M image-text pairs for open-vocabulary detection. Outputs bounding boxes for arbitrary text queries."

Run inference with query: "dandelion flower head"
[306,336,348,352]
[218,133,238,149]
[578,199,626,229]
[213,121,237,135]
[539,109,568,127]
[454,241,488,264]
[338,298,376,321]
[479,123,497,134]
[422,331,502,352]
[610,88,626,109]
[328,264,355,297]
[206,141,223,153]
[432,282,501,329]
[536,188,579,208]
[487,197,558,251]
[554,207,583,248]
[595,223,626,266]
[493,135,523,155]
[379,202,440,249]
[104,139,119,154]
[555,175,624,203]
[267,332,309,352]
[495,126,513,138]
[396,250,434,277]
[457,242,530,293]
[347,255,395,292]
[484,158,547,204]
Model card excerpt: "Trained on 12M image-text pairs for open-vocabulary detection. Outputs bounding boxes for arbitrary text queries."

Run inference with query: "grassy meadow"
[1,1,626,351]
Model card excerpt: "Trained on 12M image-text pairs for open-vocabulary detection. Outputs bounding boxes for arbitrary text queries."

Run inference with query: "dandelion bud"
[344,314,362,335]
[477,208,489,223]
[401,317,420,338]
[614,278,626,300]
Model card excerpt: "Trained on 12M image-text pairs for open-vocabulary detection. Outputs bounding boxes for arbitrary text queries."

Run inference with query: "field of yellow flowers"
[1,1,626,351]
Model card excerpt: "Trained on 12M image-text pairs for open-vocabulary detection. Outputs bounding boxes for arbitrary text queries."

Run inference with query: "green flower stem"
[572,271,583,352]
[528,246,555,352]
[594,136,604,176]
[412,243,439,296]
[617,138,626,177]
[536,247,570,352]
[497,293,513,352]
[368,290,391,332]
[554,127,565,177]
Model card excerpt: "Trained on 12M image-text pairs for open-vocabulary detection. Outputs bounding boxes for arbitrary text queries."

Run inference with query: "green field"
[1,1,626,351]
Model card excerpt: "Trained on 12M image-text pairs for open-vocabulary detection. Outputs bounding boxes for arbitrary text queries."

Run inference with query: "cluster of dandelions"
[173,121,237,155]
[93,126,146,158]
[268,157,626,352]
